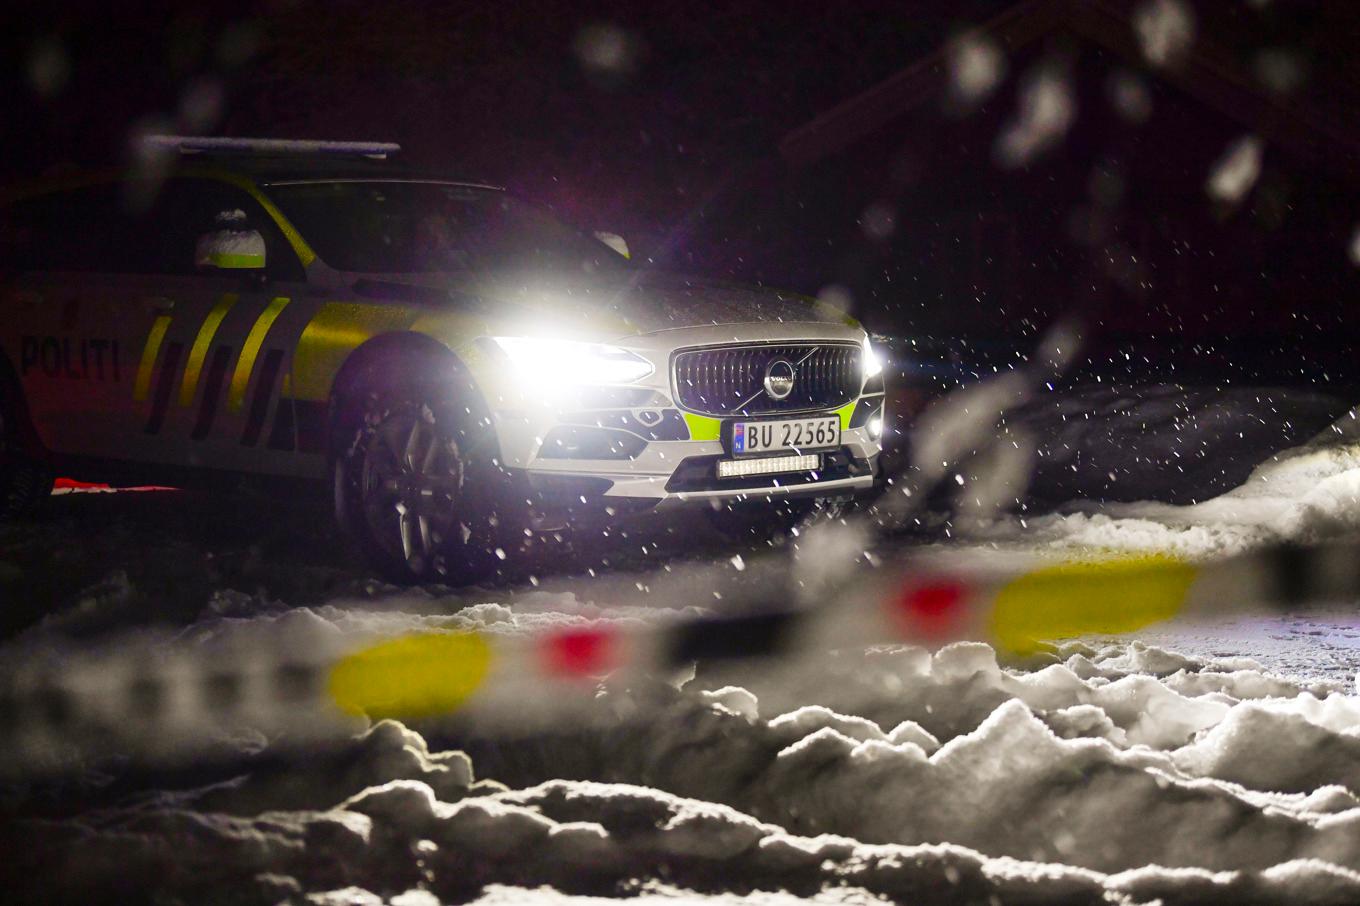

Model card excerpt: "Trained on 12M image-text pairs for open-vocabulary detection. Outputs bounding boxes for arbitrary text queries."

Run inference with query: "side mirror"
[195,228,266,270]
[594,231,630,260]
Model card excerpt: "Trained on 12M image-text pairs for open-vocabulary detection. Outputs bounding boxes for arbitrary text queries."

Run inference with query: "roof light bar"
[140,136,401,159]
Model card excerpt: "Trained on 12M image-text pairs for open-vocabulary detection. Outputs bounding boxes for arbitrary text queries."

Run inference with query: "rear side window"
[0,201,36,270]
[0,185,153,273]
[0,179,304,281]
[155,179,305,281]
[268,181,629,274]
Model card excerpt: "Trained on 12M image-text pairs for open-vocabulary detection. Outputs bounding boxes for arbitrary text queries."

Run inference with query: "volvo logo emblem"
[763,359,796,400]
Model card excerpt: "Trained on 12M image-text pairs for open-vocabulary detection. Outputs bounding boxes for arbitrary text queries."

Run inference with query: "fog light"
[540,426,646,460]
[717,454,820,478]
[867,416,883,439]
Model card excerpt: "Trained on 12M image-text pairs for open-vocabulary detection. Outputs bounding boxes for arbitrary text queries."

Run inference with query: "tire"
[333,381,512,585]
[0,383,52,521]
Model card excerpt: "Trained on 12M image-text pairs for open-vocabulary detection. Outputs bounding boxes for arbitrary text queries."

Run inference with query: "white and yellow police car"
[0,138,885,581]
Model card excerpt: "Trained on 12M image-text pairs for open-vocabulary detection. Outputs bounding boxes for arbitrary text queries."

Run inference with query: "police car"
[0,138,885,581]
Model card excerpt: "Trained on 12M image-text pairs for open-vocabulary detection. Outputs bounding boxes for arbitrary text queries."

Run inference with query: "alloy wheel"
[358,403,464,577]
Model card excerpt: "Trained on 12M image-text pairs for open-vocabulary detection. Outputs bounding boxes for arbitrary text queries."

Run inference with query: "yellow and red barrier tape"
[0,537,1349,775]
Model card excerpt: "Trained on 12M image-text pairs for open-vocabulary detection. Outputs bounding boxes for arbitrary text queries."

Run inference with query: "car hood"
[351,269,856,339]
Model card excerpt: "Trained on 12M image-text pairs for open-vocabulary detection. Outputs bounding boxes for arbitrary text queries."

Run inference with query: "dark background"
[3,0,1358,379]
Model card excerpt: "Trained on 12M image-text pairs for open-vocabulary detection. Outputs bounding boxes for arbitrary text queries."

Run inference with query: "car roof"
[180,155,503,190]
[0,164,504,209]
[1,136,505,206]
[131,136,501,189]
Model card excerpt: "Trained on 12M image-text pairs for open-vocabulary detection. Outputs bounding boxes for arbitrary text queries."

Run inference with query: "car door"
[112,177,313,475]
[0,176,314,476]
[0,183,167,462]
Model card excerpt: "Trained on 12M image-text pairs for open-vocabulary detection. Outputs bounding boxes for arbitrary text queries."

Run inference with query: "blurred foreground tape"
[329,632,491,719]
[1,538,1356,776]
[991,555,1196,655]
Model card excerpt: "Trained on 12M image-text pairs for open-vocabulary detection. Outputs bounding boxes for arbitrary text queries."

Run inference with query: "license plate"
[730,415,840,456]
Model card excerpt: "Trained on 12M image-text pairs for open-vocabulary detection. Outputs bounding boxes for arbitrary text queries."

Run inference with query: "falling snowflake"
[1206,136,1263,205]
[995,65,1075,168]
[947,34,1006,107]
[1133,0,1196,68]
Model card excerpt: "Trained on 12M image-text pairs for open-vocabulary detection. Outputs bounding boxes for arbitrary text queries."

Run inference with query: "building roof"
[778,0,1360,183]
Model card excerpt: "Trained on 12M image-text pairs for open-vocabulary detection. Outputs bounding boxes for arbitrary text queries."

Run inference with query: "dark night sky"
[12,1,1355,187]
[3,1,1359,352]
[0,2,998,182]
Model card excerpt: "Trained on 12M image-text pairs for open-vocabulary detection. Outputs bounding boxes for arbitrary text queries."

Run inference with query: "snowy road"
[7,384,1360,904]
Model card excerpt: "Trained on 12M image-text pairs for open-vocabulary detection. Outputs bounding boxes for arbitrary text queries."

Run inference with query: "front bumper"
[472,324,885,511]
[493,409,882,515]
[521,432,880,503]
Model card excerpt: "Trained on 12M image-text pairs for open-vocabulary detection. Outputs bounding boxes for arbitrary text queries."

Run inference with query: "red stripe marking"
[54,477,107,490]
[894,581,967,640]
[53,478,178,493]
[546,628,616,676]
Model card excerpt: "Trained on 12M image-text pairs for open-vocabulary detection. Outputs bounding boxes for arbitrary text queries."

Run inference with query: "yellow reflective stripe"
[166,168,317,269]
[685,405,854,440]
[835,399,858,430]
[229,296,292,413]
[236,179,317,268]
[204,252,264,270]
[179,294,238,407]
[133,315,173,403]
[292,303,418,401]
[989,555,1197,655]
[683,404,858,440]
[682,412,722,441]
[329,631,491,719]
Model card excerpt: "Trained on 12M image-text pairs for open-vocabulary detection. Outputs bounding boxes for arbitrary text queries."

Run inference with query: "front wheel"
[334,386,505,584]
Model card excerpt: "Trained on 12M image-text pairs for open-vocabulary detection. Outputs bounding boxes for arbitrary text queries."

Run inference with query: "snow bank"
[11,389,1360,903]
[14,638,1360,905]
[977,398,1360,557]
[21,768,1360,905]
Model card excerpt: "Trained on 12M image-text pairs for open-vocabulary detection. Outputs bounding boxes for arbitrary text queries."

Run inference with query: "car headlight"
[491,337,654,385]
[862,336,885,380]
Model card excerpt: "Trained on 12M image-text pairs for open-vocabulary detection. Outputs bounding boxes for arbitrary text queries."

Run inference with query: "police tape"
[1,531,1355,776]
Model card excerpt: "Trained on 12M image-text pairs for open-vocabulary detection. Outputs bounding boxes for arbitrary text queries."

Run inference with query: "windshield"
[267,180,629,274]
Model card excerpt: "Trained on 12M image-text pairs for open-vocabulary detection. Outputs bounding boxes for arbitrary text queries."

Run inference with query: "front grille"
[672,343,862,416]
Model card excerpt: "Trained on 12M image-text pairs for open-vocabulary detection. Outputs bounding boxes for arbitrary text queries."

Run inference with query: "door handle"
[145,296,176,314]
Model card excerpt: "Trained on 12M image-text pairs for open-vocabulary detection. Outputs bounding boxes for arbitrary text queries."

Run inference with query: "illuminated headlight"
[867,415,883,439]
[491,337,654,385]
[862,336,884,379]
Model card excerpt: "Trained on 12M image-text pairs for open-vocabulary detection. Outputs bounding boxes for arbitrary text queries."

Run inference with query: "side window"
[0,180,306,280]
[0,200,39,271]
[0,186,135,272]
[0,184,179,274]
[156,180,306,281]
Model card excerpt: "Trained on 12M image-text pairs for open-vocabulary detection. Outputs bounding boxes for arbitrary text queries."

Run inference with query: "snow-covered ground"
[983,403,1360,559]
[11,633,1360,905]
[7,384,1360,904]
[948,386,1360,682]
